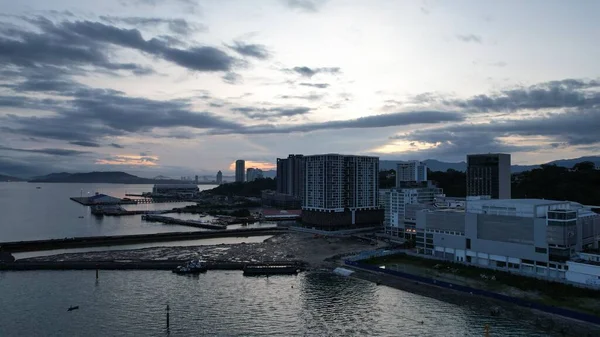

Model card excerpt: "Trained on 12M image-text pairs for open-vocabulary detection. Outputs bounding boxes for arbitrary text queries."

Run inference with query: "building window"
[535,247,548,254]
[466,238,471,249]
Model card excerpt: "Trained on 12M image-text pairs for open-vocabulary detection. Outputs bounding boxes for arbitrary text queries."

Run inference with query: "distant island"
[0,174,25,182]
[27,171,217,184]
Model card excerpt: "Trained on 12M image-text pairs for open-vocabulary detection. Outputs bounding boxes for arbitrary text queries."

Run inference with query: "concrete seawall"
[0,260,306,271]
[0,227,286,253]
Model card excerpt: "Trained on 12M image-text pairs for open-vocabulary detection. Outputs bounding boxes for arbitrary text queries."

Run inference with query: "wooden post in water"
[96,269,99,279]
[484,324,490,337]
[166,304,170,328]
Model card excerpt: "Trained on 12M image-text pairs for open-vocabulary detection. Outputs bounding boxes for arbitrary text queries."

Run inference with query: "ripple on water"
[0,270,572,337]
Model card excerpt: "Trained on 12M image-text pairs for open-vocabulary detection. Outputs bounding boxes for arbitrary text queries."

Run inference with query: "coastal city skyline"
[2,1,600,335]
[1,0,600,178]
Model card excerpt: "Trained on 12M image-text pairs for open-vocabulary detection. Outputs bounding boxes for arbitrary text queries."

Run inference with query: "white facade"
[396,160,427,184]
[383,186,442,237]
[466,199,572,218]
[416,199,600,289]
[303,154,379,211]
[566,254,600,287]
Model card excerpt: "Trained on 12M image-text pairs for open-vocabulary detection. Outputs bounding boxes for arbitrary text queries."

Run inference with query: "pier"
[0,227,286,253]
[141,215,227,230]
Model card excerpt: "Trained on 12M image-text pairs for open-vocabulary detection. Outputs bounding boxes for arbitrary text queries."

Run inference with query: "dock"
[70,197,137,206]
[141,215,227,230]
[0,227,286,253]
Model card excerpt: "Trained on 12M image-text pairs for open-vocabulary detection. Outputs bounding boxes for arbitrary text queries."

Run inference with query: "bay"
[0,270,556,337]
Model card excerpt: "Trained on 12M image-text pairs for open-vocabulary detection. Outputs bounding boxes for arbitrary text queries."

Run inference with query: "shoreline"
[343,264,600,336]
[0,227,285,253]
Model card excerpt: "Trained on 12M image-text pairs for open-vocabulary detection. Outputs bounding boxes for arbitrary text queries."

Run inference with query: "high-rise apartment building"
[216,170,223,184]
[235,160,245,183]
[396,160,427,185]
[246,168,263,182]
[301,154,383,230]
[276,154,305,199]
[466,153,511,199]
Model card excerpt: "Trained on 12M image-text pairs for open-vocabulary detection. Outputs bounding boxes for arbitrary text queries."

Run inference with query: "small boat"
[36,187,41,189]
[78,216,84,219]
[67,306,79,311]
[172,260,207,275]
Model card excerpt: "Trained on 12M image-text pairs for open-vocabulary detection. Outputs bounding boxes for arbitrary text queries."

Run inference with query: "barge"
[243,264,301,276]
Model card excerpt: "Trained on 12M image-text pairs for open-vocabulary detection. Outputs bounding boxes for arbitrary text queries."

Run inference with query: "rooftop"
[468,198,568,207]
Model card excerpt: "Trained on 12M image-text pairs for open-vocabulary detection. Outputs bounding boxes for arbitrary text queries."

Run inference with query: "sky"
[1,0,599,178]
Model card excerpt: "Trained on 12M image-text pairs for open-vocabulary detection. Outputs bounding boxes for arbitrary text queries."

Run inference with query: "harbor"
[141,214,227,230]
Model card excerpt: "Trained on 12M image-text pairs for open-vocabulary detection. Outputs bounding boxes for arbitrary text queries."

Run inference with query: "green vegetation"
[427,169,466,197]
[205,178,276,197]
[424,161,600,205]
[379,170,396,189]
[364,253,600,315]
[512,162,600,205]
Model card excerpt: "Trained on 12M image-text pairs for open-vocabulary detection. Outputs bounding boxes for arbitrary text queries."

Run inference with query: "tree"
[573,161,595,171]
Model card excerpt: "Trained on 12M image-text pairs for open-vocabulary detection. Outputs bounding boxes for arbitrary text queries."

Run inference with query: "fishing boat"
[172,260,207,275]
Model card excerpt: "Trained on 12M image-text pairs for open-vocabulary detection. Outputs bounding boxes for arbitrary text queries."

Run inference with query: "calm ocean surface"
[0,270,557,337]
[0,183,568,336]
[0,182,273,242]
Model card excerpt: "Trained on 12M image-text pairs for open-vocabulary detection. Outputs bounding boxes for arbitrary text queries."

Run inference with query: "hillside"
[380,156,600,173]
[29,171,195,184]
[427,161,600,205]
[204,178,276,197]
[0,174,25,182]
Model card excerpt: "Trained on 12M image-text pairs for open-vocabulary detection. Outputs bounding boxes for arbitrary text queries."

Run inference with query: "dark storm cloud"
[226,41,270,60]
[284,66,341,78]
[391,108,600,156]
[0,145,89,156]
[405,79,600,112]
[0,16,235,74]
[231,106,311,119]
[0,20,152,74]
[456,34,482,43]
[99,16,207,35]
[211,111,464,135]
[299,83,329,89]
[69,141,101,147]
[57,20,234,72]
[0,83,243,143]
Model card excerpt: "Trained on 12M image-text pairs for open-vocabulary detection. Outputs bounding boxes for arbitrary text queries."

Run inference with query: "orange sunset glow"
[228,160,275,171]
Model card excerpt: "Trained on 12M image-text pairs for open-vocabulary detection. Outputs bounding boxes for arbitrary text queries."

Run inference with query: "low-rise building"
[261,190,301,209]
[152,184,200,198]
[415,198,600,288]
[566,253,600,287]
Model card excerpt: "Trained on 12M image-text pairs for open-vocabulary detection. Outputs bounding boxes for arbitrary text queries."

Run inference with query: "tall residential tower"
[396,160,427,185]
[466,153,511,199]
[235,160,245,183]
[301,154,383,230]
[276,154,305,199]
